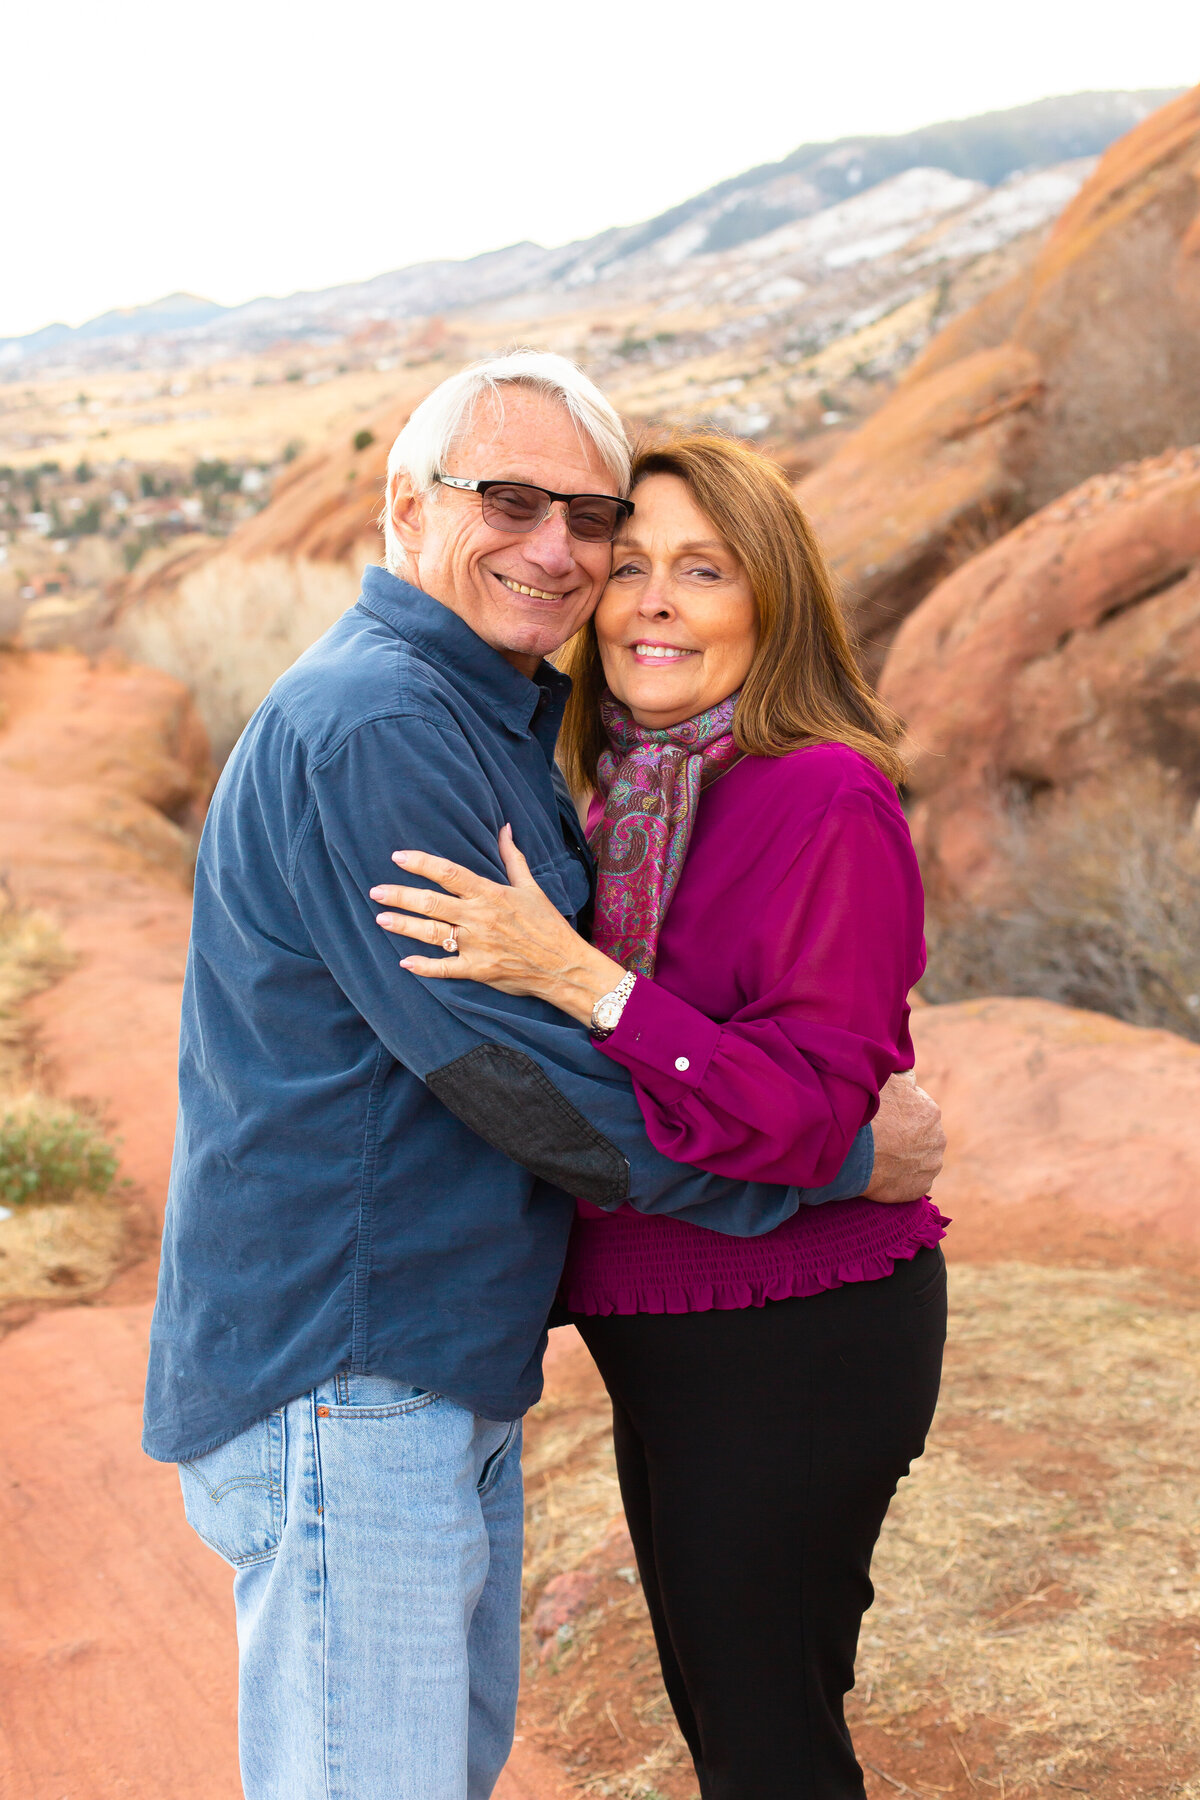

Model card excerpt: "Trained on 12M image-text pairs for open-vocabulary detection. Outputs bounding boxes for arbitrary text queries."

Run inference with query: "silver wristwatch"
[590,969,637,1040]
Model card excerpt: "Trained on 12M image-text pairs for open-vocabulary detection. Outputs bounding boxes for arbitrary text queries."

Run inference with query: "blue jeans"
[178,1372,523,1799]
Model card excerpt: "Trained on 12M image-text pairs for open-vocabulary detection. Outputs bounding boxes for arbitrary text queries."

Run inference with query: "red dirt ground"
[2,650,1198,1798]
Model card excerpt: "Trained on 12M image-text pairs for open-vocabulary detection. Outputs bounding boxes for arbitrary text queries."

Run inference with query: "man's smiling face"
[389,386,620,675]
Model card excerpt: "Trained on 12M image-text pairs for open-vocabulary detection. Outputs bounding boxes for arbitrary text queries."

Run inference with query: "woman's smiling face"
[594,473,759,729]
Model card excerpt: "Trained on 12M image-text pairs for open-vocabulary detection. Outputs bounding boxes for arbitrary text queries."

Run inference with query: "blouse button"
[674,1056,690,1072]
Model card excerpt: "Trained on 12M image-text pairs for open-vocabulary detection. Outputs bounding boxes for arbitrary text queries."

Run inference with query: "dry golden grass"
[0,893,73,1088]
[924,774,1200,1043]
[519,1264,1200,1800]
[0,354,432,471]
[523,1400,625,1599]
[856,1264,1200,1798]
[0,1192,127,1302]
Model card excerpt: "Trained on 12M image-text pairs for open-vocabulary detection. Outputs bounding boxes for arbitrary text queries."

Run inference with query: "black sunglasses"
[438,476,633,544]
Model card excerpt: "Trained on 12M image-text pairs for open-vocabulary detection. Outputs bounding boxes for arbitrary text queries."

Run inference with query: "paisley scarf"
[588,690,742,976]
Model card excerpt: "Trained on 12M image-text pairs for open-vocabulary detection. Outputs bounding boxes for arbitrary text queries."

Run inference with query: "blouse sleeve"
[594,785,925,1189]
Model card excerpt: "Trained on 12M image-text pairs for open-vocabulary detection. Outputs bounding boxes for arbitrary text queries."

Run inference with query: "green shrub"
[352,428,375,452]
[193,458,239,492]
[0,1104,118,1209]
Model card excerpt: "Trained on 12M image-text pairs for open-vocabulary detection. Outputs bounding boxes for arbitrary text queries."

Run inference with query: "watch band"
[590,969,637,1040]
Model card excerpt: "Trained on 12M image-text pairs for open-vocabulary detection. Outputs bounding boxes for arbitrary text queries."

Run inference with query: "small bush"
[923,771,1200,1042]
[193,459,239,492]
[352,428,375,453]
[0,1103,118,1209]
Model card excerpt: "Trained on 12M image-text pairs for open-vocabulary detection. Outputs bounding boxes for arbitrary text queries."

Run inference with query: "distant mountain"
[6,293,226,357]
[1,90,1182,368]
[645,87,1184,260]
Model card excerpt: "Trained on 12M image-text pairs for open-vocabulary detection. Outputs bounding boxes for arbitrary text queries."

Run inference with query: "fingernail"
[369,887,385,899]
[399,957,417,970]
[375,913,393,925]
[393,851,414,866]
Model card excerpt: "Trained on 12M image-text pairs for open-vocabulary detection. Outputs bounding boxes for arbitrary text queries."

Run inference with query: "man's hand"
[864,1071,946,1203]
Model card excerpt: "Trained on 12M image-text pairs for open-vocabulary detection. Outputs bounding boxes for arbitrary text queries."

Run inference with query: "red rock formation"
[801,85,1200,661]
[796,344,1041,656]
[530,1516,636,1662]
[878,445,1200,898]
[911,996,1200,1269]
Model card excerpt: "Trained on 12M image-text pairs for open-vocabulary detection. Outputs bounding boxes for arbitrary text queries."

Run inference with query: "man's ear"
[389,474,429,560]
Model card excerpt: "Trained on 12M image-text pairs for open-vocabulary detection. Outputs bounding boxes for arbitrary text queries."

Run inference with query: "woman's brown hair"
[555,430,908,794]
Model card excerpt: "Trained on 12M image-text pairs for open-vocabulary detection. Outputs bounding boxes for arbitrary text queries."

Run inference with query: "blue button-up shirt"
[143,569,873,1461]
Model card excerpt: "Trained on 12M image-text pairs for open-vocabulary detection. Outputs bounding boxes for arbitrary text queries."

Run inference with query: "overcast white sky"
[3,0,1198,338]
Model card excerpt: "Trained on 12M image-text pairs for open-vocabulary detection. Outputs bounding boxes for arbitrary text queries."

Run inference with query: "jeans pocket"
[327,1370,442,1415]
[179,1410,285,1568]
[477,1420,520,1496]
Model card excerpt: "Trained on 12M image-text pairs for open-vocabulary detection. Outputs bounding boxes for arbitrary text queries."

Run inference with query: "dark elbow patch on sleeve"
[426,1045,630,1206]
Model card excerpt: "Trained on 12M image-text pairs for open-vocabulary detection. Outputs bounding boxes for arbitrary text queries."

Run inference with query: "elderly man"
[145,352,943,1800]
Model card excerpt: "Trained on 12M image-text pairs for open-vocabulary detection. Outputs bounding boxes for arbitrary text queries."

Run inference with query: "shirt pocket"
[178,1409,285,1568]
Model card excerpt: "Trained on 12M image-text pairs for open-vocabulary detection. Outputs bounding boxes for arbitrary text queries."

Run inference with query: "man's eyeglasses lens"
[481,483,627,543]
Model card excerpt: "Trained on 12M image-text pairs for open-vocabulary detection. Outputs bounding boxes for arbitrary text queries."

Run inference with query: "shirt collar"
[356,565,572,742]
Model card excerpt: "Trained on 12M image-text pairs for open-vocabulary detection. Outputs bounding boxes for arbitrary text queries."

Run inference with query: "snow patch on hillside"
[741,168,985,271]
[909,159,1097,265]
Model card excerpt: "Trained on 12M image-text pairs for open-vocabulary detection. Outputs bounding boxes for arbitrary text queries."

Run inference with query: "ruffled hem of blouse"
[560,1207,950,1318]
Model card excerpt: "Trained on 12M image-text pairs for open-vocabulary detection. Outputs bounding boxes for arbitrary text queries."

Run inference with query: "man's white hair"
[382,350,631,574]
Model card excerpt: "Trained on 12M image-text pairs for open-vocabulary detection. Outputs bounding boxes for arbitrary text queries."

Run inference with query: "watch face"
[595,999,618,1029]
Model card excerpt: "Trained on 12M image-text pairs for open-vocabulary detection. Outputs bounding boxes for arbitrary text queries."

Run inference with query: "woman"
[372,433,948,1799]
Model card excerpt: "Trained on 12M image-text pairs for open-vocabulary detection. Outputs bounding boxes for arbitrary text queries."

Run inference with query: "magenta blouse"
[561,742,947,1316]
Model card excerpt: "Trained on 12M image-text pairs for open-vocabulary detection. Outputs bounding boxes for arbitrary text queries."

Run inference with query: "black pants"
[573,1246,947,1800]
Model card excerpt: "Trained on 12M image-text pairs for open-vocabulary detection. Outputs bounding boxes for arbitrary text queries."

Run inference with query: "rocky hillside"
[102,86,1200,762]
[2,90,1175,373]
[879,444,1200,900]
[796,84,1200,666]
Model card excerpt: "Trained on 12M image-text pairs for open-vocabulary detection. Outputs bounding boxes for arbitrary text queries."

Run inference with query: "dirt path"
[0,651,573,1800]
[0,1295,574,1800]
